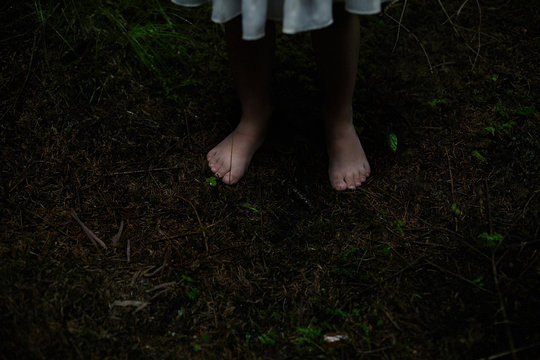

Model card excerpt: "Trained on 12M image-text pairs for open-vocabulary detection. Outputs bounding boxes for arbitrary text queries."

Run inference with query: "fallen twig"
[491,251,517,359]
[146,282,176,293]
[111,220,124,247]
[384,9,433,72]
[127,238,131,262]
[111,300,148,313]
[70,209,107,249]
[103,166,182,177]
[181,197,208,252]
[425,259,492,293]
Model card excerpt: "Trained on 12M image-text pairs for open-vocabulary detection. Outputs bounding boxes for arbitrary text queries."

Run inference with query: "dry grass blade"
[112,300,148,307]
[127,239,131,263]
[112,300,149,313]
[111,220,124,247]
[70,209,108,249]
[145,282,176,293]
[142,252,169,277]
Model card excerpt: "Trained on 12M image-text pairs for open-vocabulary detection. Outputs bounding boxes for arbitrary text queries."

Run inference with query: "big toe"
[330,176,347,191]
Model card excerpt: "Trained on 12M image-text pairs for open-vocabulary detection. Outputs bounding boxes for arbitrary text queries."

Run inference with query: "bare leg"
[311,6,371,191]
[207,17,274,185]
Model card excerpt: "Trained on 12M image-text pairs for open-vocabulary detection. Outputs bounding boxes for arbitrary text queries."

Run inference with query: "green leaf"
[205,176,217,186]
[241,204,259,213]
[428,98,448,107]
[451,203,462,216]
[485,126,496,136]
[501,121,517,130]
[478,232,503,247]
[471,150,486,162]
[388,133,398,152]
[186,286,198,300]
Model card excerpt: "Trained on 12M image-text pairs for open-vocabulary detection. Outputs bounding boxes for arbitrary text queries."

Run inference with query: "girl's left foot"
[326,120,370,191]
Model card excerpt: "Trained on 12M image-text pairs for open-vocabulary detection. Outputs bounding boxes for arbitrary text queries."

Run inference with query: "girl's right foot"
[207,111,270,185]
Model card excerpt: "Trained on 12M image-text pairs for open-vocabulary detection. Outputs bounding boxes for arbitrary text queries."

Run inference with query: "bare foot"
[326,121,371,191]
[207,117,267,185]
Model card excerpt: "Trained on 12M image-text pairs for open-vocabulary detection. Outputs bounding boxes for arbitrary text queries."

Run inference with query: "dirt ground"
[1,0,539,359]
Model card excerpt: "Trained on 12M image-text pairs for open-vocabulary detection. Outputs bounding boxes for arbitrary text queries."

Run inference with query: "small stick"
[392,0,408,53]
[150,289,170,300]
[491,253,517,359]
[111,220,124,247]
[181,197,208,252]
[146,282,176,293]
[384,11,433,72]
[484,180,493,234]
[142,251,169,277]
[446,149,458,231]
[104,166,182,177]
[126,239,131,262]
[112,300,147,307]
[70,209,107,249]
[425,259,492,293]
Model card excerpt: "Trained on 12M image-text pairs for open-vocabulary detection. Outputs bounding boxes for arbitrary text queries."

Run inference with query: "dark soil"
[1,0,539,359]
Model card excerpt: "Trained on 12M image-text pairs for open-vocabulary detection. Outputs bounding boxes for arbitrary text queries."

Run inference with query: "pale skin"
[207,6,371,190]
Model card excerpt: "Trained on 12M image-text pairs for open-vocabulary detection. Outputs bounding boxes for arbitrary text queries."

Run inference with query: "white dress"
[171,0,390,40]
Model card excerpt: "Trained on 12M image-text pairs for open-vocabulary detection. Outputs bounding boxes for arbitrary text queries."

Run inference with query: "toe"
[344,173,357,190]
[331,176,347,191]
[353,173,363,187]
[207,149,217,161]
[362,164,371,177]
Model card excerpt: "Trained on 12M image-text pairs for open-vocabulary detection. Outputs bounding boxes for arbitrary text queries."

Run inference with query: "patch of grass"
[294,326,322,348]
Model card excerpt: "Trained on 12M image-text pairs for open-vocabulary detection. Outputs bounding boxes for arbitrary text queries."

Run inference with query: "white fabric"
[171,0,390,40]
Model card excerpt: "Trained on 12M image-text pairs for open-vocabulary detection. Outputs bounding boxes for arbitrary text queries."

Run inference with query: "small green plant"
[388,132,398,152]
[382,246,392,256]
[484,121,517,136]
[341,247,360,260]
[190,343,202,352]
[491,74,499,82]
[186,286,198,300]
[472,276,485,287]
[515,105,535,116]
[182,275,198,300]
[326,308,348,318]
[451,203,462,216]
[485,126,496,136]
[257,332,276,346]
[471,150,487,163]
[244,333,252,347]
[428,98,448,107]
[294,326,322,346]
[500,121,517,130]
[205,176,217,186]
[496,100,507,117]
[478,232,503,247]
[360,323,370,343]
[395,220,405,236]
